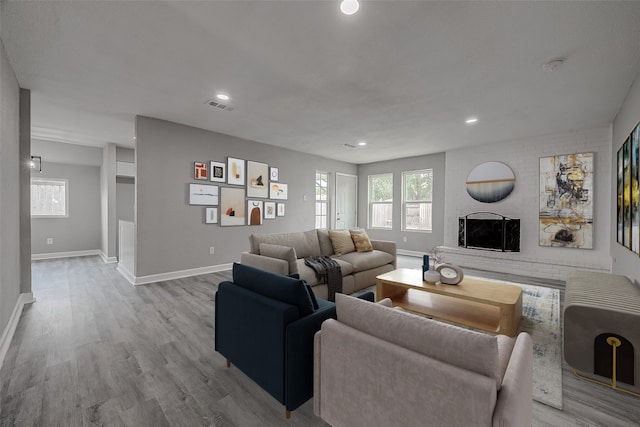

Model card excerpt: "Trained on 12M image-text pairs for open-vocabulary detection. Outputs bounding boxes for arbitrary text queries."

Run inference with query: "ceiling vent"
[206,99,235,111]
[343,143,357,149]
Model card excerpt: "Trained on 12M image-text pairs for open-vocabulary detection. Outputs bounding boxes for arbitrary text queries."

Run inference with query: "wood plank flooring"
[0,256,638,426]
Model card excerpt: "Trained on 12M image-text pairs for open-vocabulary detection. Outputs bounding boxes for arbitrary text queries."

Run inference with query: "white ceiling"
[2,1,640,164]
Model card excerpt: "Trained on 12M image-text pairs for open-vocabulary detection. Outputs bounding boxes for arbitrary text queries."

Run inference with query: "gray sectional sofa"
[240,229,396,299]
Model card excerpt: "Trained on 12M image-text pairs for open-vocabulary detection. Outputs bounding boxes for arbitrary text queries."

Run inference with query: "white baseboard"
[0,292,35,370]
[100,252,118,264]
[32,249,102,261]
[120,263,233,286]
[31,250,118,263]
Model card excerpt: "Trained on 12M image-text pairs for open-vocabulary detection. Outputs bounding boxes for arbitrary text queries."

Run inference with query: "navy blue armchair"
[215,263,372,418]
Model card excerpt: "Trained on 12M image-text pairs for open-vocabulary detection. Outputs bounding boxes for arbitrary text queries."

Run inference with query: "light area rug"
[467,276,563,410]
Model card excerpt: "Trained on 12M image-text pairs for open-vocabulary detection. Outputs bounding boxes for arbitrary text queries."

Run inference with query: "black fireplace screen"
[458,212,520,252]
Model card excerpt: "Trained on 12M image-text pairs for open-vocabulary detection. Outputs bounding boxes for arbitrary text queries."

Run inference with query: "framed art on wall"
[277,203,285,217]
[539,152,593,249]
[270,167,279,182]
[205,207,218,224]
[210,161,226,183]
[247,161,269,198]
[194,162,208,180]
[264,201,276,219]
[220,187,246,226]
[189,184,218,205]
[247,200,263,225]
[227,157,245,186]
[617,122,640,255]
[270,183,288,200]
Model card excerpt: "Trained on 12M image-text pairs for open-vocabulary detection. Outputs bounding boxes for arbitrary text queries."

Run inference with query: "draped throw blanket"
[304,256,343,302]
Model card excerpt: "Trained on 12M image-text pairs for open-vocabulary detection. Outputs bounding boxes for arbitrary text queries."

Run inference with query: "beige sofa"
[240,229,396,299]
[314,294,533,427]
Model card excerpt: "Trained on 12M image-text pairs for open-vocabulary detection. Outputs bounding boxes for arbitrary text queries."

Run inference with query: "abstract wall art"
[270,183,288,200]
[247,161,269,198]
[264,201,276,219]
[220,187,246,226]
[539,152,594,249]
[189,183,218,205]
[205,207,218,224]
[227,157,245,186]
[466,161,516,203]
[210,161,226,183]
[194,162,208,180]
[617,122,640,255]
[247,200,264,225]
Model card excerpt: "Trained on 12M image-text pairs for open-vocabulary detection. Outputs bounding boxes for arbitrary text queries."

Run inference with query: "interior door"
[335,173,357,229]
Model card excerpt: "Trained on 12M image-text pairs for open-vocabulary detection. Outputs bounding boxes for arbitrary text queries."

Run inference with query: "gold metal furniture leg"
[571,335,640,397]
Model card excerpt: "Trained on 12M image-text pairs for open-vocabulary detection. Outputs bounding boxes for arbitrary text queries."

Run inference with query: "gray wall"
[31,162,101,254]
[612,71,640,284]
[0,36,22,340]
[31,139,102,166]
[135,116,357,277]
[356,153,446,252]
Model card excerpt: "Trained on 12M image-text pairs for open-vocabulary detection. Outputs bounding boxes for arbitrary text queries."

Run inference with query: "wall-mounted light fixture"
[30,155,42,172]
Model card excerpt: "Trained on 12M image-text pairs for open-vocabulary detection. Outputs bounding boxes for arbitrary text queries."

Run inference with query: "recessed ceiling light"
[216,93,230,101]
[358,141,367,146]
[465,117,478,124]
[340,0,360,15]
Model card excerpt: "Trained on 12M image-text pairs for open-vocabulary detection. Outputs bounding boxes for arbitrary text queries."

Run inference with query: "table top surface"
[376,268,522,305]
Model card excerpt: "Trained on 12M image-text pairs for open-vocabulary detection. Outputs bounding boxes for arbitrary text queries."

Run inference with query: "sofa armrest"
[371,240,397,267]
[215,282,299,405]
[492,332,533,427]
[285,302,337,411]
[240,252,290,275]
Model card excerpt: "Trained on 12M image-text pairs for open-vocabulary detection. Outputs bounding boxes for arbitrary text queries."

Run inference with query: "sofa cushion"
[250,230,321,258]
[350,229,373,252]
[335,294,503,389]
[336,250,394,272]
[233,263,315,317]
[316,229,335,256]
[259,243,298,274]
[287,273,319,310]
[328,229,356,256]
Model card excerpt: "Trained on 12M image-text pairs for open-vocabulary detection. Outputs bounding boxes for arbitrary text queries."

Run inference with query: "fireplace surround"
[458,212,520,252]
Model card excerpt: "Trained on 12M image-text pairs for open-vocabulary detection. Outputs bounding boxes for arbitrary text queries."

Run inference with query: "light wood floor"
[0,256,638,426]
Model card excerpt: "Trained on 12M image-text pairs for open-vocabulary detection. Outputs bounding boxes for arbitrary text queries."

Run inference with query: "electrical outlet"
[47,238,53,245]
[209,246,215,255]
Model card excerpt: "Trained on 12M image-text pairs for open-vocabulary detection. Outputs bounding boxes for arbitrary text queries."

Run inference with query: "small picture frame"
[277,203,285,217]
[247,200,264,225]
[227,157,246,186]
[264,201,276,219]
[210,161,226,183]
[270,182,288,200]
[194,162,208,180]
[270,167,279,182]
[205,207,218,224]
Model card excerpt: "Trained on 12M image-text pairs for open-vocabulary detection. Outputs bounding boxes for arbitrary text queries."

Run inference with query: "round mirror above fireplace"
[466,161,515,203]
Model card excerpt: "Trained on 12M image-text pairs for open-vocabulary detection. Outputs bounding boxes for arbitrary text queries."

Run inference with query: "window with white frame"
[315,171,329,229]
[31,178,68,217]
[402,169,433,232]
[368,173,393,229]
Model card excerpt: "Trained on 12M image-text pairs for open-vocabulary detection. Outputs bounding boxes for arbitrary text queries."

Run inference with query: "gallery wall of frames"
[616,120,640,256]
[189,157,286,227]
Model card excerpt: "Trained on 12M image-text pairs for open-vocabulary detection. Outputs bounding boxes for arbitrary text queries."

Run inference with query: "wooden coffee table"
[376,268,522,336]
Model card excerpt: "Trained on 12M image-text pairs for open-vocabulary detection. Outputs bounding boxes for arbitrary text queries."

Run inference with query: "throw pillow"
[259,243,298,274]
[232,263,315,317]
[288,273,319,310]
[328,229,356,256]
[350,229,373,252]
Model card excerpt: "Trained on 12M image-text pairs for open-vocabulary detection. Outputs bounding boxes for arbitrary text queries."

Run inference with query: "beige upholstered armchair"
[314,294,533,427]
